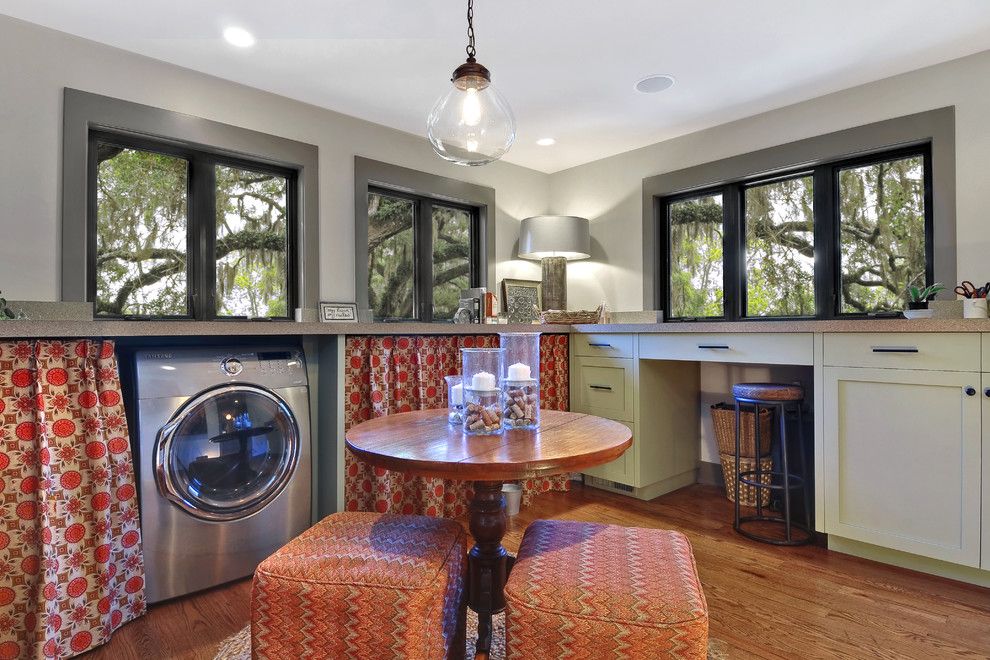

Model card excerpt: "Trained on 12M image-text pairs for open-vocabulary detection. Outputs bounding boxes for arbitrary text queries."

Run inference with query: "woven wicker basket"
[710,403,772,458]
[538,304,605,325]
[719,453,772,508]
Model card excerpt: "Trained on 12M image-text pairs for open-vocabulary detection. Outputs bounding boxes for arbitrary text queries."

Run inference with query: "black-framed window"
[88,130,298,319]
[367,187,480,322]
[659,144,933,321]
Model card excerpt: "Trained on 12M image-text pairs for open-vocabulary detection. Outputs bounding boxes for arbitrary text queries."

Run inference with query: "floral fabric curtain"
[0,340,144,659]
[343,334,571,517]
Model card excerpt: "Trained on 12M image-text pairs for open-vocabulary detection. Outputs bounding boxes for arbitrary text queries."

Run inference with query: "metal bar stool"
[732,382,813,546]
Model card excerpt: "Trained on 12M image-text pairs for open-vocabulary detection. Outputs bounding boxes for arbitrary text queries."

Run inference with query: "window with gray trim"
[660,145,932,320]
[642,108,955,320]
[90,131,297,319]
[354,156,496,323]
[367,187,479,322]
[61,89,320,314]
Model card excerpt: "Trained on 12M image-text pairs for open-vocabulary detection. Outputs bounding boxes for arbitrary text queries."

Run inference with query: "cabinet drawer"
[572,357,634,421]
[583,422,635,485]
[571,333,635,359]
[638,333,812,365]
[824,333,979,372]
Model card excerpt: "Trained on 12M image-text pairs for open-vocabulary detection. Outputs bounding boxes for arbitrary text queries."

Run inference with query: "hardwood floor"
[86,484,990,659]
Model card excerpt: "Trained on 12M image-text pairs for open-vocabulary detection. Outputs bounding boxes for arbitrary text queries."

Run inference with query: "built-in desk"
[569,323,990,588]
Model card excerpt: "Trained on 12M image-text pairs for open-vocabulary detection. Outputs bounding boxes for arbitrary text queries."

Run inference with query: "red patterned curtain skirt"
[343,334,571,517]
[0,340,144,659]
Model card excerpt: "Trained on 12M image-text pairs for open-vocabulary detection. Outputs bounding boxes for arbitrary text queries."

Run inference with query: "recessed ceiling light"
[536,137,556,147]
[634,74,676,94]
[223,27,256,48]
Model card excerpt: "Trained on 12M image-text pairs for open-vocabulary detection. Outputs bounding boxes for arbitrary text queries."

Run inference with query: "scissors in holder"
[954,281,990,298]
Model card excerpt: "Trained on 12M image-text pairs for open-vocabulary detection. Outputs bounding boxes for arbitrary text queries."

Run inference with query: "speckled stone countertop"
[571,318,990,333]
[0,318,987,339]
[0,320,570,339]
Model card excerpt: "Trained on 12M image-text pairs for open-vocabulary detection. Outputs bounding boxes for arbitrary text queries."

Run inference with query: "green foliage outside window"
[666,154,927,318]
[745,176,815,317]
[95,146,290,317]
[669,195,724,318]
[367,191,473,321]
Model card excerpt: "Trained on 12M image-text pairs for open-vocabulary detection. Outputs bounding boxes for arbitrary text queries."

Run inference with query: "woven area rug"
[215,609,728,659]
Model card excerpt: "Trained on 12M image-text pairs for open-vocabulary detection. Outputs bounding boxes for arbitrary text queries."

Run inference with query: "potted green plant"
[0,292,25,320]
[905,282,944,318]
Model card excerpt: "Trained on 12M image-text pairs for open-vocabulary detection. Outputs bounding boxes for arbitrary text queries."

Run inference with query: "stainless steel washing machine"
[135,346,311,604]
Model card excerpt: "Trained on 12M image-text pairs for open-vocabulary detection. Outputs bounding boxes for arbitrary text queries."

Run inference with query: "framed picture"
[319,302,359,323]
[500,279,542,324]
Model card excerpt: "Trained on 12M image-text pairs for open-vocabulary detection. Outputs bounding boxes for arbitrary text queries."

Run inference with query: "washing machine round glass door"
[156,384,300,521]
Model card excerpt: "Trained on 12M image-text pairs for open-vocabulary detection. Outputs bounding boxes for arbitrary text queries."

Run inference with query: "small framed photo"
[500,279,543,324]
[319,302,359,323]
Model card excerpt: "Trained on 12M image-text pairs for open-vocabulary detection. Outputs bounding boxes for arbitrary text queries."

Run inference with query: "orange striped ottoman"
[504,520,708,659]
[251,512,467,659]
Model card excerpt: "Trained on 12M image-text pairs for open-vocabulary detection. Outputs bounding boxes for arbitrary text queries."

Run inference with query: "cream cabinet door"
[824,367,982,567]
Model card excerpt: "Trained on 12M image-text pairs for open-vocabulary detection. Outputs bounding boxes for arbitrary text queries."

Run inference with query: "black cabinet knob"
[965,386,977,396]
[984,388,990,398]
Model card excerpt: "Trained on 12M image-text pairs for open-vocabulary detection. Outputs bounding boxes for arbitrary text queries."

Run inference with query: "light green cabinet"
[571,335,699,499]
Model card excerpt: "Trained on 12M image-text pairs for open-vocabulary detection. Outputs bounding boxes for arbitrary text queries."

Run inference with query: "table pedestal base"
[467,480,513,657]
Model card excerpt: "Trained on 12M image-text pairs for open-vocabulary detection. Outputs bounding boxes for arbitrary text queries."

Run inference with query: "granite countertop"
[571,318,990,333]
[0,319,570,338]
[0,317,987,339]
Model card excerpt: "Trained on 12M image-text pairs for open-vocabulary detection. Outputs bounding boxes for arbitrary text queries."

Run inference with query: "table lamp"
[518,215,591,310]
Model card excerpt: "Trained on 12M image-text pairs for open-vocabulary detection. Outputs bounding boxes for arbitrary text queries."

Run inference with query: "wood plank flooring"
[85,484,990,659]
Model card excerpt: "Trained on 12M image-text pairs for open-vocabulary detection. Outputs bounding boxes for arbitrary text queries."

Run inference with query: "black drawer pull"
[587,342,612,348]
[589,384,613,391]
[871,346,919,353]
[698,344,730,350]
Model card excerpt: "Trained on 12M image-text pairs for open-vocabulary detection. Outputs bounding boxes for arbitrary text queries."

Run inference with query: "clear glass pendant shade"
[427,74,516,166]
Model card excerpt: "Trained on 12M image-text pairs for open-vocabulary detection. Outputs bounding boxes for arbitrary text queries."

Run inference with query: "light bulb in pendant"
[462,88,482,127]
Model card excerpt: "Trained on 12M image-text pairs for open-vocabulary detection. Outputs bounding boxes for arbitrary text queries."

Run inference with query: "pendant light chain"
[466,0,476,60]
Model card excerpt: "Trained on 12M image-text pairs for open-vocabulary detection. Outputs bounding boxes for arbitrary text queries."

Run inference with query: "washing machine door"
[156,384,300,521]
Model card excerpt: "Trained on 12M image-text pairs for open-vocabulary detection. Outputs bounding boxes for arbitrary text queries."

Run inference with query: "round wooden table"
[345,408,632,656]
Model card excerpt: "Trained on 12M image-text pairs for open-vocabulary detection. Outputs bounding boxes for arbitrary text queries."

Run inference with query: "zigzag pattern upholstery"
[504,520,708,659]
[251,512,467,659]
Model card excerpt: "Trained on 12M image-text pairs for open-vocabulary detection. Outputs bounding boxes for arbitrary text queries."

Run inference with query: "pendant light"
[427,0,515,166]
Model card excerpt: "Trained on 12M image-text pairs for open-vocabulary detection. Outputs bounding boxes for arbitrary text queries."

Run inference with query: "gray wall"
[550,48,990,311]
[0,15,549,303]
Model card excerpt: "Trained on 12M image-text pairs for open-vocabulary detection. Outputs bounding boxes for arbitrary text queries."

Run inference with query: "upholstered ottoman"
[251,512,467,659]
[504,520,708,659]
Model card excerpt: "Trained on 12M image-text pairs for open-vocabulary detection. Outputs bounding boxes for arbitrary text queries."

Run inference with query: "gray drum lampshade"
[517,216,591,261]
[517,215,590,311]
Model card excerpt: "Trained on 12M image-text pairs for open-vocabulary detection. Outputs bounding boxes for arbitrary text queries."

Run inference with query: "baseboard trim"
[585,469,697,501]
[828,536,990,588]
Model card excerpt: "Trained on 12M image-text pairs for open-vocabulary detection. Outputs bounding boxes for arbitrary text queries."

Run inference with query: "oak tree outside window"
[90,132,297,319]
[367,187,478,322]
[660,146,932,320]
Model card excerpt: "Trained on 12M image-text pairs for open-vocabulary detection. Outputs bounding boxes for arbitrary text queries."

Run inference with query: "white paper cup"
[502,483,522,516]
[963,298,988,319]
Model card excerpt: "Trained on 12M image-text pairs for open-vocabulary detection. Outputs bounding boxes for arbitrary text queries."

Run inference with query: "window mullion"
[189,156,216,320]
[813,166,834,319]
[723,185,741,321]
[418,199,436,322]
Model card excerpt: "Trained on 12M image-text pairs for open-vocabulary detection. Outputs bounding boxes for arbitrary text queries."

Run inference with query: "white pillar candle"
[506,362,531,381]
[471,371,497,390]
[450,383,464,405]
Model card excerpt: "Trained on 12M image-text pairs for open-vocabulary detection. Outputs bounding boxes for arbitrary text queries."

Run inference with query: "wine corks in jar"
[502,381,539,430]
[465,400,503,433]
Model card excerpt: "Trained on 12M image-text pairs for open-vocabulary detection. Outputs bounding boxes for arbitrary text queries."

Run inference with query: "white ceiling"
[4,1,990,173]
